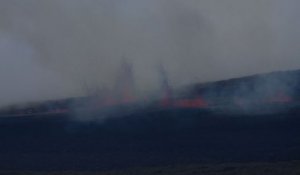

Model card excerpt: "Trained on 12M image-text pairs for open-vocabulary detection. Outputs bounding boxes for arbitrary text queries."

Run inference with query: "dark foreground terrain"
[0,107,299,173]
[1,161,300,175]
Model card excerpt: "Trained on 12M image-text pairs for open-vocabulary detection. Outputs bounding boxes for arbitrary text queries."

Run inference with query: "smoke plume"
[0,0,300,106]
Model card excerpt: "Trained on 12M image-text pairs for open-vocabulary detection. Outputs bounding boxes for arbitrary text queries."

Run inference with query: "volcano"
[0,69,300,171]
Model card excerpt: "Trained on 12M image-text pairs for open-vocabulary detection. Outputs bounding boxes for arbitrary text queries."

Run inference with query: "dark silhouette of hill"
[0,70,300,171]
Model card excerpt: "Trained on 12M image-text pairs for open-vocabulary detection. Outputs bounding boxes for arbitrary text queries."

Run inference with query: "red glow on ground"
[160,98,171,107]
[173,97,208,108]
[121,91,136,104]
[267,92,293,103]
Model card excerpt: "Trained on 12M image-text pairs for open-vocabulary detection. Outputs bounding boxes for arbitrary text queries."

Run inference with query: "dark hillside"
[0,70,300,171]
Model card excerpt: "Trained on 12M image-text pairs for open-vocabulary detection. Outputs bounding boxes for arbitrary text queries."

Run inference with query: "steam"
[0,33,81,107]
[0,0,300,106]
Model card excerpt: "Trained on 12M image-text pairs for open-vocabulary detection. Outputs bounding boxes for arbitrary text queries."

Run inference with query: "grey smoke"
[0,0,300,107]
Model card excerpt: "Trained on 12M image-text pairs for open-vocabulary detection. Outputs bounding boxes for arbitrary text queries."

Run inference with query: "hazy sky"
[0,0,300,106]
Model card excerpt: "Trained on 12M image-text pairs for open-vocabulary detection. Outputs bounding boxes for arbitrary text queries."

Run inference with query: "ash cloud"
[0,0,300,106]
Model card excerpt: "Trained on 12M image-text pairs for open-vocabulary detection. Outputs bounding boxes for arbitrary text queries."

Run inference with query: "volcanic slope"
[0,70,300,171]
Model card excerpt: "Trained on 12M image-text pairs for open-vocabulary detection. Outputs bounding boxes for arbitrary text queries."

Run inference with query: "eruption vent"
[114,59,136,104]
